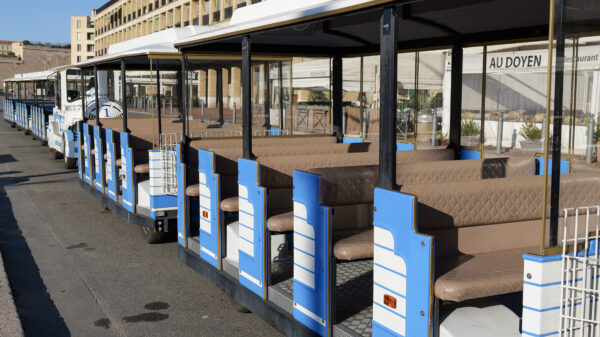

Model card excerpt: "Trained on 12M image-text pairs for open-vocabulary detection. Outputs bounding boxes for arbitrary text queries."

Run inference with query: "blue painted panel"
[198,149,220,269]
[535,157,570,175]
[460,148,481,160]
[150,195,178,219]
[120,132,135,213]
[176,144,187,247]
[373,188,433,337]
[83,124,93,185]
[342,137,363,143]
[105,129,118,202]
[237,158,266,298]
[396,142,414,151]
[292,170,330,336]
[77,121,84,180]
[93,125,105,193]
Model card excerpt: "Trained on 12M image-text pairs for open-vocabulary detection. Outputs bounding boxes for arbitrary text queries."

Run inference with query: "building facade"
[92,0,259,57]
[0,41,16,57]
[70,16,95,64]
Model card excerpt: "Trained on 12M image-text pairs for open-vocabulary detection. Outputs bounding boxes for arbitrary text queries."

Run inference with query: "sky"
[0,0,105,44]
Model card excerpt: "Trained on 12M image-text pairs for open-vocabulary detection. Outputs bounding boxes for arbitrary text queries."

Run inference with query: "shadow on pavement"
[0,175,71,337]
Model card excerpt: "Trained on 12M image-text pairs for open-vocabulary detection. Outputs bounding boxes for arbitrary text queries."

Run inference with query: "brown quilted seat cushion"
[116,159,122,167]
[267,211,294,232]
[212,142,376,161]
[334,228,374,261]
[434,247,531,302]
[134,163,149,174]
[221,197,239,212]
[402,172,600,231]
[91,148,96,155]
[190,136,337,151]
[186,184,200,197]
[103,153,107,160]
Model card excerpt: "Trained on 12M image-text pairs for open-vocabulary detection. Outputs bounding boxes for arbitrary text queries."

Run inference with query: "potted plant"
[519,120,542,154]
[461,119,481,147]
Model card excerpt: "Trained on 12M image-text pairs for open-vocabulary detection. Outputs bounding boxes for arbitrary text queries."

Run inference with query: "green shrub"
[461,119,480,137]
[519,120,542,142]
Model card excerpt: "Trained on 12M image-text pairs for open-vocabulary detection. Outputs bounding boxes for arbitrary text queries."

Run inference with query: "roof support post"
[81,69,87,122]
[217,67,224,125]
[180,53,188,144]
[121,59,128,133]
[94,65,101,127]
[332,55,343,141]
[278,61,284,130]
[156,59,162,136]
[549,0,566,248]
[379,6,398,190]
[264,62,271,130]
[449,45,463,159]
[242,35,253,159]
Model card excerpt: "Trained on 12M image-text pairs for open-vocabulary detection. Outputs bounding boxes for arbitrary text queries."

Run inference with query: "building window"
[87,33,95,40]
[77,56,81,62]
[77,20,81,28]
[87,44,94,52]
[77,44,81,51]
[77,32,81,41]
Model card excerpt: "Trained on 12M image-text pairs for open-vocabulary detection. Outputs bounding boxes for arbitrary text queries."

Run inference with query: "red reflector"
[384,294,396,309]
[202,210,209,218]
[122,174,126,179]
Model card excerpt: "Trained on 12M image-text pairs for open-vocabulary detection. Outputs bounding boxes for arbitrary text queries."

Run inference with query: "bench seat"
[221,197,239,212]
[267,211,294,232]
[134,163,149,174]
[186,184,200,197]
[333,228,374,261]
[434,247,530,302]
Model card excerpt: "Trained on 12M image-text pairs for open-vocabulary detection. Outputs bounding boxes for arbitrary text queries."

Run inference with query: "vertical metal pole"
[587,116,594,163]
[217,67,224,124]
[541,116,547,153]
[180,53,188,144]
[242,35,253,159]
[278,61,284,130]
[449,44,463,159]
[233,103,236,124]
[121,59,128,132]
[156,59,162,136]
[432,110,437,147]
[263,62,271,130]
[496,113,503,154]
[480,45,487,156]
[81,69,87,122]
[360,57,366,140]
[94,65,101,126]
[332,56,343,140]
[379,7,397,190]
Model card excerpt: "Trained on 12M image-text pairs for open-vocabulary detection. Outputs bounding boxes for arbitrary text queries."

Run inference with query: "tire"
[227,295,251,313]
[64,156,77,169]
[53,149,63,160]
[140,226,167,244]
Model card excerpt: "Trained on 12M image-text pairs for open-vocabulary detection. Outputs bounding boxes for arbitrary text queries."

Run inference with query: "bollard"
[496,113,503,154]
[587,116,595,163]
[233,102,236,124]
[432,110,437,147]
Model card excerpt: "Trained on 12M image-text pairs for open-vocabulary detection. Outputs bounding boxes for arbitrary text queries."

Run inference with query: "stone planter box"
[520,140,542,155]
[461,135,480,147]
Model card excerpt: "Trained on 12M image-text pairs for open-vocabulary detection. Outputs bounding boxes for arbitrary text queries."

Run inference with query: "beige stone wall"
[0,46,70,83]
[71,16,95,64]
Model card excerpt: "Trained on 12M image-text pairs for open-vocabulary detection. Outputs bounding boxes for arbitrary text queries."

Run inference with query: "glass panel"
[416,49,447,150]
[291,57,331,135]
[342,56,362,138]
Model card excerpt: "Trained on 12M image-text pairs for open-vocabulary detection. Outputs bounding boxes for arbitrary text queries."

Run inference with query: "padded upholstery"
[103,153,107,160]
[334,229,374,261]
[267,211,294,232]
[116,159,122,167]
[91,148,96,155]
[221,197,239,212]
[134,163,149,174]
[186,184,200,197]
[434,248,530,302]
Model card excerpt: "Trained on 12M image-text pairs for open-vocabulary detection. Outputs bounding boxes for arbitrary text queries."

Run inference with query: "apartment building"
[93,0,260,57]
[0,41,16,57]
[71,16,96,64]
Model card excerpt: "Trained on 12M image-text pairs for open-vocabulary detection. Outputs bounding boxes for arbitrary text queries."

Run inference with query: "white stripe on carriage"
[293,301,325,326]
[239,237,254,257]
[373,302,406,336]
[293,264,315,289]
[374,226,395,250]
[294,216,315,239]
[239,269,262,287]
[239,211,254,230]
[200,196,210,209]
[294,232,315,256]
[239,198,254,215]
[373,284,406,317]
[199,172,207,184]
[239,223,253,243]
[374,265,406,296]
[200,245,217,259]
[200,185,211,198]
[239,184,249,199]
[294,248,315,272]
[374,244,406,276]
[200,219,211,234]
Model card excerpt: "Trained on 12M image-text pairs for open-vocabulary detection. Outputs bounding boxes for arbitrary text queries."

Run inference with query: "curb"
[0,250,24,337]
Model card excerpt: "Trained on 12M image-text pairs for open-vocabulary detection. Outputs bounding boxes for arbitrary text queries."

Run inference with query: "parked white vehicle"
[47,67,122,168]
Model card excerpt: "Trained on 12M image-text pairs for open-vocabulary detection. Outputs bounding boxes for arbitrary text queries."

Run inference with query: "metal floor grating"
[335,260,373,337]
[187,236,200,256]
[222,258,239,279]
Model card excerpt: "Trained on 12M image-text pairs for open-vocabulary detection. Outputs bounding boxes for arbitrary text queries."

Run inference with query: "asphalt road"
[0,121,282,337]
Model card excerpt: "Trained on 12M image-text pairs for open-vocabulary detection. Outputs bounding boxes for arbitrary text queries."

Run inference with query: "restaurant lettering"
[489,55,543,69]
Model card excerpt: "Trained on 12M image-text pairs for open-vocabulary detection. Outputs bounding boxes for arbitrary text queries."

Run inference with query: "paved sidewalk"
[0,250,24,337]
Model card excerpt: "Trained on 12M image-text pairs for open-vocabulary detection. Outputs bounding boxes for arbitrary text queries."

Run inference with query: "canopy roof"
[76,26,218,70]
[175,0,552,55]
[4,69,56,82]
